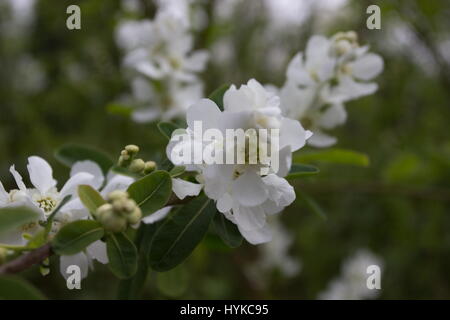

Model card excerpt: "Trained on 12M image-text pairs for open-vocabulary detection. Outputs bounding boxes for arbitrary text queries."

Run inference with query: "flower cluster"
[270,31,384,147]
[168,79,312,244]
[95,191,142,233]
[116,3,209,122]
[0,157,135,279]
[118,144,156,175]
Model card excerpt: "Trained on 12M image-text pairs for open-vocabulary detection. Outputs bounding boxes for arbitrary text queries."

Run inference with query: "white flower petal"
[86,240,108,264]
[217,193,233,213]
[0,181,8,204]
[351,53,384,81]
[9,166,25,192]
[223,84,253,112]
[276,146,292,177]
[307,130,337,148]
[60,252,89,280]
[184,50,209,72]
[262,174,296,207]
[279,117,309,152]
[71,161,104,190]
[232,171,267,207]
[233,205,266,231]
[187,99,222,130]
[132,108,161,123]
[286,53,314,86]
[237,221,273,245]
[101,175,134,197]
[60,172,95,198]
[172,178,202,200]
[330,76,378,102]
[318,103,347,129]
[27,156,56,195]
[142,206,172,224]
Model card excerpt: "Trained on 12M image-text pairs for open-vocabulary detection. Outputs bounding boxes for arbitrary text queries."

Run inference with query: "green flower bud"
[100,210,127,233]
[127,207,142,225]
[123,199,137,213]
[125,144,140,155]
[144,161,157,174]
[95,203,114,218]
[108,190,129,201]
[129,158,146,173]
[118,154,131,167]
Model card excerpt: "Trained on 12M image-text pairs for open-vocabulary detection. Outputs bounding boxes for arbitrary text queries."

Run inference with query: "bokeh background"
[1,0,450,299]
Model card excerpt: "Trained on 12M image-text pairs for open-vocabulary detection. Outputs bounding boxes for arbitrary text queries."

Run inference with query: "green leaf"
[157,122,180,140]
[208,84,230,111]
[286,164,320,179]
[117,223,158,299]
[0,206,40,236]
[78,185,106,215]
[156,265,189,298]
[0,276,46,300]
[55,144,114,175]
[44,195,72,235]
[148,195,216,272]
[52,220,104,255]
[106,103,133,117]
[294,148,370,167]
[127,170,172,217]
[212,213,242,248]
[169,165,185,177]
[106,232,138,279]
[298,191,327,221]
[160,158,175,172]
[26,229,47,249]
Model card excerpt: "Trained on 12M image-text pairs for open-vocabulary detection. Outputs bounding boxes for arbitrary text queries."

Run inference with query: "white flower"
[59,240,108,280]
[56,161,135,280]
[276,31,383,148]
[167,79,311,244]
[129,77,204,123]
[319,249,383,300]
[118,12,208,83]
[116,8,209,122]
[0,156,95,246]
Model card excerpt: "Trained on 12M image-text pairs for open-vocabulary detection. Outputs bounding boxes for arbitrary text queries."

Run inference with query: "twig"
[0,243,53,275]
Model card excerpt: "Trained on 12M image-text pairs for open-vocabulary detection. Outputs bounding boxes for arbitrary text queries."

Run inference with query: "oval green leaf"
[148,195,216,272]
[52,220,104,255]
[286,164,320,179]
[293,148,370,167]
[157,122,180,140]
[78,185,106,215]
[106,232,138,279]
[55,143,114,175]
[212,213,243,248]
[127,170,172,217]
[169,166,185,177]
[0,206,40,236]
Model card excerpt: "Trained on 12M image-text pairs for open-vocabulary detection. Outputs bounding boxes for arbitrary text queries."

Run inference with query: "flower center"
[21,221,37,233]
[37,197,57,213]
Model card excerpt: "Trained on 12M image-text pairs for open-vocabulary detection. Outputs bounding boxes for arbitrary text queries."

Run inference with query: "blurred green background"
[1,0,450,299]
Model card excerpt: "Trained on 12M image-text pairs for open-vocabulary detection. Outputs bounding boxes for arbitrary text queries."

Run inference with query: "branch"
[0,243,53,275]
